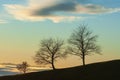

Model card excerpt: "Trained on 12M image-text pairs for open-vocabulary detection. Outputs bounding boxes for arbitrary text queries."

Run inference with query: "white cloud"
[76,4,120,14]
[3,0,120,23]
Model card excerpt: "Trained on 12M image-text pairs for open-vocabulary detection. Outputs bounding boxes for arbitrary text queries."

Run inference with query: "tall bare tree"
[68,24,101,66]
[16,61,29,74]
[34,38,66,70]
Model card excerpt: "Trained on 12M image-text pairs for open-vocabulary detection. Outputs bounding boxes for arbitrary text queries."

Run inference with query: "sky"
[0,0,120,69]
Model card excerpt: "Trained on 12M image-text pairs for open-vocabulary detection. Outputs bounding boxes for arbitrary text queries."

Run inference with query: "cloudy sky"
[0,0,120,69]
[0,63,47,76]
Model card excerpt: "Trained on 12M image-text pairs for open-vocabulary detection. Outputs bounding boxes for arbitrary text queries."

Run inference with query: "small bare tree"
[68,24,101,66]
[16,61,29,74]
[34,38,66,70]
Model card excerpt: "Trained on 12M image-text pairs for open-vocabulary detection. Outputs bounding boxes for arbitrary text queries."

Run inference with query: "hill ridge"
[0,59,120,80]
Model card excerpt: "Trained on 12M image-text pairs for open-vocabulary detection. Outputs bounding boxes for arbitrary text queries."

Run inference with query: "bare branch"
[34,38,65,70]
[68,24,101,66]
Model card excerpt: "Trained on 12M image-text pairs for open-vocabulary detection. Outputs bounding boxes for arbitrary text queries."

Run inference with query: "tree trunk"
[51,56,56,70]
[82,53,85,66]
[23,71,26,74]
[23,68,26,74]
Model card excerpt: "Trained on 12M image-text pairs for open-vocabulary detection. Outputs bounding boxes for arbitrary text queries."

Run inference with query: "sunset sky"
[0,0,120,68]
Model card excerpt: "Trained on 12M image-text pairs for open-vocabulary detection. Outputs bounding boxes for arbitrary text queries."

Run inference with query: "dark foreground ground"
[0,59,120,80]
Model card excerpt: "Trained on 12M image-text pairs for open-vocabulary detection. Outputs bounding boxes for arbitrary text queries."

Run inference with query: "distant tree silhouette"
[16,61,29,74]
[68,24,101,66]
[34,38,66,70]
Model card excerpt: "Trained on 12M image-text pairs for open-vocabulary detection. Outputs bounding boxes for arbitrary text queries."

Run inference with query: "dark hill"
[0,60,120,80]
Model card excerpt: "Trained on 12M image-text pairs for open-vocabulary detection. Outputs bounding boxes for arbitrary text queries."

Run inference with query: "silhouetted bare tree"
[16,61,29,74]
[34,38,66,70]
[68,24,101,66]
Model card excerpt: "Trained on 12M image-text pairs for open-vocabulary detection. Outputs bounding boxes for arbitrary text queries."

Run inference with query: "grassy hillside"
[0,60,120,80]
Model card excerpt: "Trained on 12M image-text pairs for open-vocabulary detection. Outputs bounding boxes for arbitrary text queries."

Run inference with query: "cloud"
[30,0,77,16]
[0,63,48,76]
[0,19,7,24]
[3,0,120,23]
[76,4,120,14]
[4,3,83,23]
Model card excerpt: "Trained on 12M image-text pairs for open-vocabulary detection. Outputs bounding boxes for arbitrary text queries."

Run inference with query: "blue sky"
[0,0,120,68]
